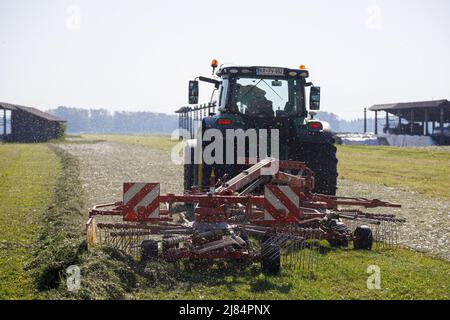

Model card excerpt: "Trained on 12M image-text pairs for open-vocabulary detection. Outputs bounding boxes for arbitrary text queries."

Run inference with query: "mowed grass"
[0,139,448,299]
[81,134,178,151]
[74,135,450,299]
[0,144,60,299]
[137,245,450,300]
[337,145,450,200]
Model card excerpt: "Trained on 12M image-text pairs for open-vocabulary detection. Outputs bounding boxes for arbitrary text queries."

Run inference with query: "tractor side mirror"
[309,86,321,110]
[188,80,199,105]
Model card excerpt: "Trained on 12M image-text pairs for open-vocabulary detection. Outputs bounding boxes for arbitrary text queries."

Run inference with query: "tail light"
[216,119,233,126]
[307,122,323,130]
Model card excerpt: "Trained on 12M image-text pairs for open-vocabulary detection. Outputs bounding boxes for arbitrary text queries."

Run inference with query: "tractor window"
[229,77,303,117]
[218,78,229,109]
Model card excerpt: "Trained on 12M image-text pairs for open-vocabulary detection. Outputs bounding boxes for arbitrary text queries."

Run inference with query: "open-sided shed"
[367,100,450,145]
[0,102,66,142]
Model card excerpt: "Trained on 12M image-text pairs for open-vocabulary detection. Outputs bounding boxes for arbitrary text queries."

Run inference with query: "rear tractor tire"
[296,142,338,196]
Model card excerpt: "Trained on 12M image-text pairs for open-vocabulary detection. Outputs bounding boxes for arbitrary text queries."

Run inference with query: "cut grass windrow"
[28,145,86,294]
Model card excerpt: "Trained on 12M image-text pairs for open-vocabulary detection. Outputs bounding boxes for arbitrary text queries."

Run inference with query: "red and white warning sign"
[123,183,160,221]
[264,185,300,221]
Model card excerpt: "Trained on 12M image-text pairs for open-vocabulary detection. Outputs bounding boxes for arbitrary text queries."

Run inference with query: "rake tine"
[293,240,299,270]
[307,233,313,273]
[315,231,321,271]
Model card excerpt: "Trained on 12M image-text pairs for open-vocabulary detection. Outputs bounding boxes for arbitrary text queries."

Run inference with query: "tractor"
[85,61,404,276]
[183,60,337,196]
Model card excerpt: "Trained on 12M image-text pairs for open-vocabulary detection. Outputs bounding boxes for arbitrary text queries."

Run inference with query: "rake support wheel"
[261,243,281,276]
[353,226,373,250]
[141,240,159,262]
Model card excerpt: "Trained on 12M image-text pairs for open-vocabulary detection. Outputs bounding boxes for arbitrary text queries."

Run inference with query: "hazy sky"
[1,0,449,119]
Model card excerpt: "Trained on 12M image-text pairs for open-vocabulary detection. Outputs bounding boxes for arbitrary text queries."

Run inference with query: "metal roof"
[369,99,450,111]
[0,102,66,122]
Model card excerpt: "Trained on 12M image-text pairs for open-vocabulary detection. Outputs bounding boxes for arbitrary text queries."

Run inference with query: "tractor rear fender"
[202,116,218,129]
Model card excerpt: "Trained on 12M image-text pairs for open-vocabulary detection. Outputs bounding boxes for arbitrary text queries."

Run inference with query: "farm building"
[367,99,450,145]
[0,102,66,142]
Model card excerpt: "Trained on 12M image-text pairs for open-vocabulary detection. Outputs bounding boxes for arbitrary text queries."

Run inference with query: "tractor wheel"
[261,243,281,276]
[296,142,338,196]
[353,226,373,250]
[141,240,159,262]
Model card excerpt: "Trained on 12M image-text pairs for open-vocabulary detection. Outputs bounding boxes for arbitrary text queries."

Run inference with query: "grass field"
[337,145,450,200]
[69,135,450,300]
[137,245,450,300]
[0,144,60,299]
[1,137,449,299]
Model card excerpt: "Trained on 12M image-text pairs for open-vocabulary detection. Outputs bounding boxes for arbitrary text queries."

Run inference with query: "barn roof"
[369,99,450,111]
[368,99,450,122]
[0,102,66,122]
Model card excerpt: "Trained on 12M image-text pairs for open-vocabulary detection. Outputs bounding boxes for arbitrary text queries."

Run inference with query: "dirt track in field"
[58,141,183,209]
[58,141,450,261]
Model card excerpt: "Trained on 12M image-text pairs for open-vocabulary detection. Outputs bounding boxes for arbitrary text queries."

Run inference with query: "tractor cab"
[189,62,321,122]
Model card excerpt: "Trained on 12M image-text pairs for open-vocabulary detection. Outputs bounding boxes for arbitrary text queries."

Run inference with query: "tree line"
[48,106,179,134]
[48,106,373,134]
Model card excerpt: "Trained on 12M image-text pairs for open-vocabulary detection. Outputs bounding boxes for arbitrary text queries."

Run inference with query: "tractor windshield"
[227,76,305,117]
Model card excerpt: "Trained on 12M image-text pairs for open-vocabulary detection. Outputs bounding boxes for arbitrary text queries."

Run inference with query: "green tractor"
[182,61,338,196]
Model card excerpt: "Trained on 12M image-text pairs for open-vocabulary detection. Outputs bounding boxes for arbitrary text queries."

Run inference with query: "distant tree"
[48,107,378,135]
[89,109,113,133]
[48,107,179,134]
[49,106,90,133]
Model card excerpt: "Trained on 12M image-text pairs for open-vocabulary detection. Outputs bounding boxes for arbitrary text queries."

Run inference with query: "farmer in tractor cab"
[236,84,274,117]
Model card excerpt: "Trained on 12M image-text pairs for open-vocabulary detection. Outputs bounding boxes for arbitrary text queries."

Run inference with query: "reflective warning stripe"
[123,183,160,220]
[265,187,288,220]
[264,185,300,221]
[134,187,160,218]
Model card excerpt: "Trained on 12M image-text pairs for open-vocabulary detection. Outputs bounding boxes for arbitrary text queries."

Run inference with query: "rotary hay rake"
[86,158,404,275]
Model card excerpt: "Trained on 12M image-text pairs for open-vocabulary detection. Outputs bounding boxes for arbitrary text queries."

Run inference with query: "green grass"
[337,145,450,200]
[0,144,60,299]
[81,134,178,151]
[1,139,449,300]
[134,245,450,300]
